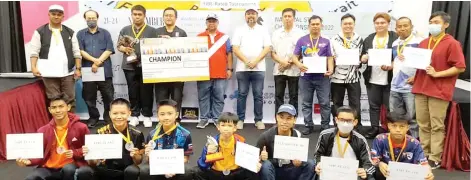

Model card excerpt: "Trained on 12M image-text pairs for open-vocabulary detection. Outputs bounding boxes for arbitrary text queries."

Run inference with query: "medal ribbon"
[427,33,446,51]
[397,35,413,55]
[132,24,147,39]
[375,34,389,49]
[388,134,407,162]
[152,123,177,141]
[309,34,320,54]
[336,132,350,158]
[54,129,68,148]
[343,34,351,49]
[113,125,131,143]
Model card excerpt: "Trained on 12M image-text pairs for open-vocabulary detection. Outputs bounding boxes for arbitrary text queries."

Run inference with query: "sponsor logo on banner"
[182,107,199,120]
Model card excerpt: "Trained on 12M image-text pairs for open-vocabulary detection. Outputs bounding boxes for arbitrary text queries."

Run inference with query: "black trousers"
[366,83,390,128]
[274,75,299,113]
[374,166,387,180]
[82,78,114,123]
[139,163,193,180]
[154,82,184,119]
[25,163,77,180]
[193,167,258,180]
[75,164,140,180]
[331,82,362,123]
[124,68,154,117]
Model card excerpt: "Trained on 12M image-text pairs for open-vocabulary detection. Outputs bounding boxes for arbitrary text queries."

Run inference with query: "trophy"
[204,135,224,162]
[118,35,139,63]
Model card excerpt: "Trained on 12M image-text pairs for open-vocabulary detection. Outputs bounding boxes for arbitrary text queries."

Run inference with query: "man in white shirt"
[271,8,304,115]
[232,8,272,130]
[30,5,82,112]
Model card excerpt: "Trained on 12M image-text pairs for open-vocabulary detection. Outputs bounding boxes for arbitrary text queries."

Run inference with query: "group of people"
[24,3,466,180]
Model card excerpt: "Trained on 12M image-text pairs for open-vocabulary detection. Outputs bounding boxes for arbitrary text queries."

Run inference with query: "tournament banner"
[140,37,210,83]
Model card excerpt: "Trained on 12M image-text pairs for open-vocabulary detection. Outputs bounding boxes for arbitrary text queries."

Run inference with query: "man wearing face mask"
[77,10,115,128]
[412,11,466,169]
[313,106,375,180]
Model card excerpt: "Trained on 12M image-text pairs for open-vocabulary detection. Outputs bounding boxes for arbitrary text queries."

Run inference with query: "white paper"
[387,161,429,180]
[303,56,327,73]
[149,149,185,175]
[336,49,360,65]
[368,49,392,66]
[37,59,66,77]
[84,134,122,160]
[320,156,359,180]
[273,135,309,161]
[6,133,44,160]
[402,47,432,70]
[235,141,260,173]
[82,67,105,82]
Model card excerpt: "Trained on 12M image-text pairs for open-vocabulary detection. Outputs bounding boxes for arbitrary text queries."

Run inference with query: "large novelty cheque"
[140,37,210,83]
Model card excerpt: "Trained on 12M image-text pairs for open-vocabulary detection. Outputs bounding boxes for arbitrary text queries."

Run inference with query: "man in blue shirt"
[77,10,115,127]
[371,111,434,180]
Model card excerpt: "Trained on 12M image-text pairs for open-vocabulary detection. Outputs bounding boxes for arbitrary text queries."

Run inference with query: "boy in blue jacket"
[194,112,260,180]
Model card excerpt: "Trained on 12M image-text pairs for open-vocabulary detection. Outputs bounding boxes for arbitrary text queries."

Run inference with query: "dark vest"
[37,24,75,72]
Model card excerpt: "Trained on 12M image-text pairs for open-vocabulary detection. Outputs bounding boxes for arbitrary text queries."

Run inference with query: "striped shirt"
[330,32,364,83]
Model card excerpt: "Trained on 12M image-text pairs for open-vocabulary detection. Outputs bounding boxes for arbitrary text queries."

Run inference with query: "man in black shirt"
[76,98,145,180]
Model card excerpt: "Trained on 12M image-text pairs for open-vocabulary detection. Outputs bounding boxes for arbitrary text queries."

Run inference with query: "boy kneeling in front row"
[194,112,260,180]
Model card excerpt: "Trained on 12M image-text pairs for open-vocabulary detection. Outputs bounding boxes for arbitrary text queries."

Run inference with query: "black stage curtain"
[0,1,26,73]
[432,1,470,80]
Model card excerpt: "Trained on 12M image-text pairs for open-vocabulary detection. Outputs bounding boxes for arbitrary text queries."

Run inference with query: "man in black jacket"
[314,106,374,180]
[360,12,398,139]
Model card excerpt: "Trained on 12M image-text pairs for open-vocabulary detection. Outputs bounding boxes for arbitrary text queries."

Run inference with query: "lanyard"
[375,34,389,49]
[113,125,131,143]
[428,33,446,51]
[397,35,413,55]
[151,123,177,142]
[343,34,351,49]
[54,128,68,148]
[388,134,407,162]
[336,132,350,158]
[309,34,320,54]
[132,24,147,39]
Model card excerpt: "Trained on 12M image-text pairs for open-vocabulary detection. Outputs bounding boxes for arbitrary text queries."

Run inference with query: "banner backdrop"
[21,1,403,125]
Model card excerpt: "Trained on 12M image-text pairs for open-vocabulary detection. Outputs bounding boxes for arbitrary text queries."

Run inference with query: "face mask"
[87,20,97,28]
[338,122,354,134]
[428,24,442,36]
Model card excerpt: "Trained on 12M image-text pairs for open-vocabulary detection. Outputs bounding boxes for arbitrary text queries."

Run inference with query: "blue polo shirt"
[146,125,193,156]
[77,27,115,78]
[371,133,428,165]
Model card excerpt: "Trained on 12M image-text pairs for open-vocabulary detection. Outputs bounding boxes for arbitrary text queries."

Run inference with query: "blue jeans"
[197,79,226,121]
[389,91,419,138]
[237,71,265,121]
[300,77,331,129]
[260,160,316,180]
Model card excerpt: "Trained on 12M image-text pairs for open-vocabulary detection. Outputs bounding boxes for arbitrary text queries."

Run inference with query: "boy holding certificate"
[194,112,260,179]
[314,106,374,180]
[371,111,434,180]
[77,98,144,180]
[139,99,193,180]
[16,94,90,180]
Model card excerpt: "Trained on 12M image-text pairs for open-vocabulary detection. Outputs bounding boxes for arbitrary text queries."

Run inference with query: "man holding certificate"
[117,5,157,127]
[140,99,193,180]
[330,13,364,127]
[314,106,374,180]
[360,12,398,139]
[257,104,316,180]
[16,94,90,180]
[77,98,144,180]
[292,15,334,135]
[412,11,466,169]
[371,111,434,180]
[194,112,259,179]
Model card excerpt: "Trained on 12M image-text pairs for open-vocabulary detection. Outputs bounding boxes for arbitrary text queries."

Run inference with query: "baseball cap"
[206,13,218,20]
[277,104,297,116]
[49,5,64,12]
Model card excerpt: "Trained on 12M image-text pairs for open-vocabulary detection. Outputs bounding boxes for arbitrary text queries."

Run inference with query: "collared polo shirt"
[77,27,115,78]
[232,24,272,72]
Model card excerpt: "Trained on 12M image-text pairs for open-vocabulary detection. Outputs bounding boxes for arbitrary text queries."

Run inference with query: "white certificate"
[82,67,105,82]
[336,49,360,65]
[149,149,185,175]
[368,49,392,66]
[6,133,43,160]
[388,161,429,180]
[37,59,66,77]
[402,47,432,70]
[303,56,326,73]
[273,135,309,161]
[320,156,359,180]
[235,141,260,173]
[84,134,122,160]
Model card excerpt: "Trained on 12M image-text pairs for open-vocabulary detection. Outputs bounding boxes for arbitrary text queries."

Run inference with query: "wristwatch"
[76,67,81,71]
[227,68,233,72]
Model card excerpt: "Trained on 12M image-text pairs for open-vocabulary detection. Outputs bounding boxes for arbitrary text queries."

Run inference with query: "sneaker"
[128,116,139,127]
[213,119,218,126]
[237,121,244,130]
[142,117,153,128]
[429,160,441,169]
[302,127,315,135]
[196,119,210,129]
[255,121,265,130]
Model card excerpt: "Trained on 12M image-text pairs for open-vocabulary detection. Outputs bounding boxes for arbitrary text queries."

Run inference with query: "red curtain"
[442,102,470,171]
[0,81,50,161]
